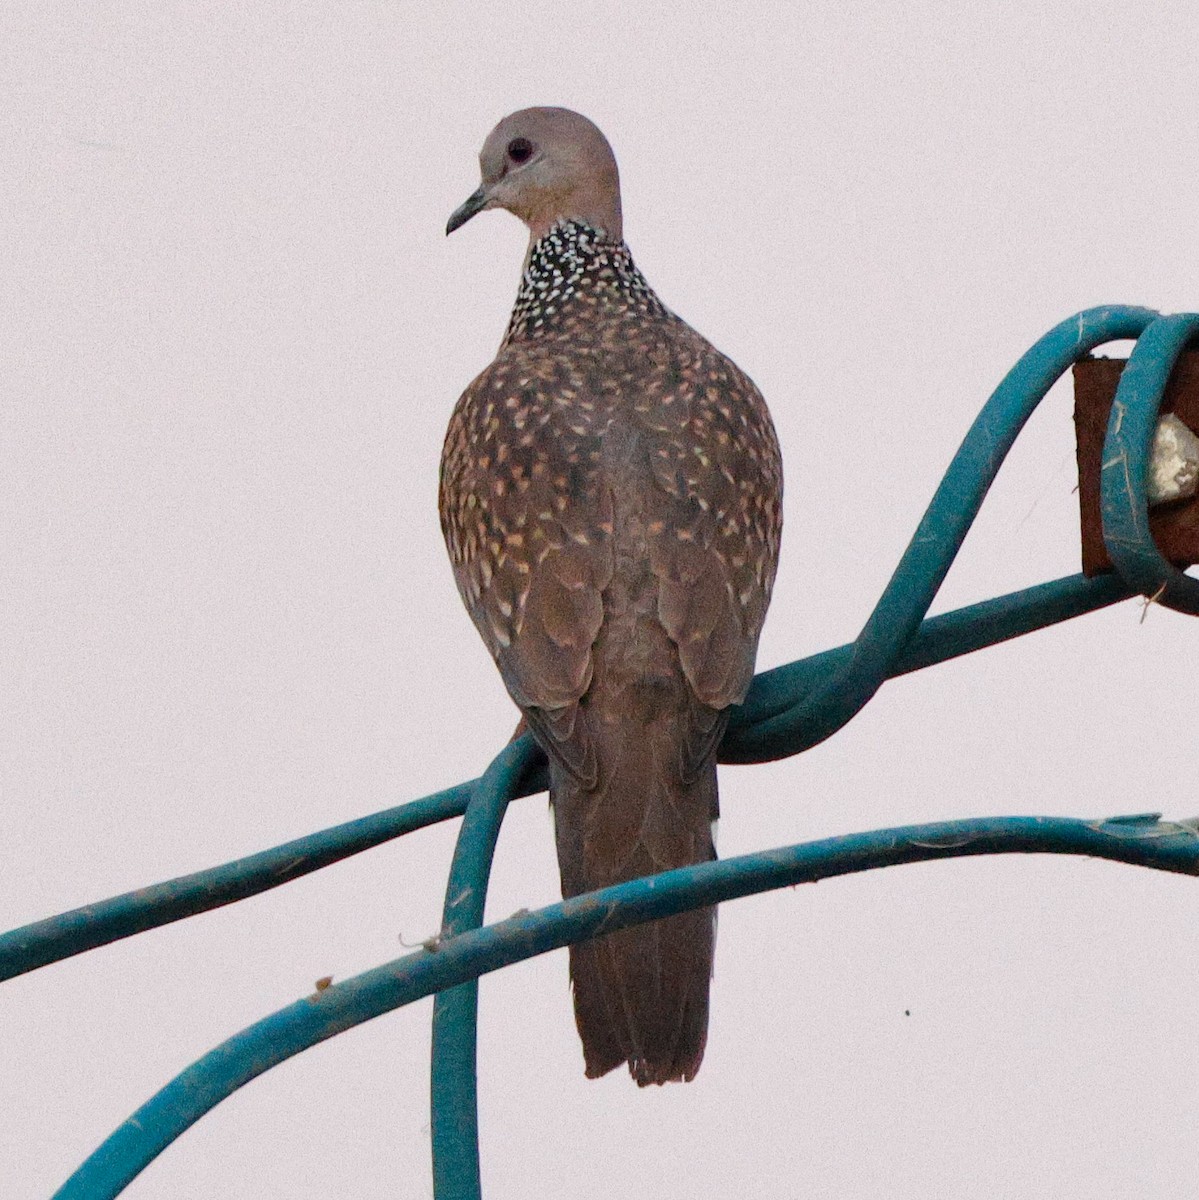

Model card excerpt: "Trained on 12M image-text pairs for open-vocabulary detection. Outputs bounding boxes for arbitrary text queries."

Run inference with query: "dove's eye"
[507,138,534,164]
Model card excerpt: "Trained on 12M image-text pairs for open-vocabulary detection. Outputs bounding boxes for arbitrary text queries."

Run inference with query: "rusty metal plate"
[1073,352,1199,575]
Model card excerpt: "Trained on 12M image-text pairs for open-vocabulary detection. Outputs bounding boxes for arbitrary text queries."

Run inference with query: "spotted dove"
[441,107,783,1085]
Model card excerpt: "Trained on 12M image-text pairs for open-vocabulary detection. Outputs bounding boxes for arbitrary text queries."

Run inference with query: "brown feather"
[440,209,782,1083]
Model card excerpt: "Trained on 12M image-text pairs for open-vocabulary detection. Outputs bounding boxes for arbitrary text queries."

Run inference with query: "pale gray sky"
[4,2,1199,1196]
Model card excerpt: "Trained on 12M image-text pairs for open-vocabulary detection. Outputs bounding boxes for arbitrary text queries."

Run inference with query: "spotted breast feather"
[440,215,781,1085]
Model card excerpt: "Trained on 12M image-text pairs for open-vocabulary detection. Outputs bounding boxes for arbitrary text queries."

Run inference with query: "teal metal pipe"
[430,739,536,1200]
[746,305,1158,754]
[0,569,1133,983]
[8,302,1193,1200]
[53,811,1199,1198]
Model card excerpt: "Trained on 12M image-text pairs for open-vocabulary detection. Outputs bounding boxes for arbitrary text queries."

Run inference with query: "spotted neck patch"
[503,220,668,346]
